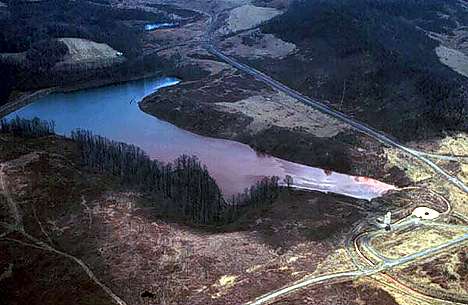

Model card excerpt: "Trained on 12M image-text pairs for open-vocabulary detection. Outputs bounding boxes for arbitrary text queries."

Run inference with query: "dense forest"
[260,0,468,140]
[0,0,167,55]
[0,0,176,102]
[0,118,281,225]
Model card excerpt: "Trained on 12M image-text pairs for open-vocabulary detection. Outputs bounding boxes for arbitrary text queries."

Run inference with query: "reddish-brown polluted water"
[6,77,396,200]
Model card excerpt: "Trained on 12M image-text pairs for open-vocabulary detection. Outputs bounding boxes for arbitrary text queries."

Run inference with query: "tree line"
[1,118,281,225]
[72,130,226,224]
[71,130,281,225]
[224,176,281,223]
[0,116,55,137]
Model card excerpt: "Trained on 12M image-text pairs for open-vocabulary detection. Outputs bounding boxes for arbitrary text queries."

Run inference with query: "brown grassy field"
[0,133,373,305]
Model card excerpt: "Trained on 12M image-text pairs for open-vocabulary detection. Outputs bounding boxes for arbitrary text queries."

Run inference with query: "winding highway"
[199,10,468,304]
[352,207,468,304]
[245,211,468,305]
[205,45,468,194]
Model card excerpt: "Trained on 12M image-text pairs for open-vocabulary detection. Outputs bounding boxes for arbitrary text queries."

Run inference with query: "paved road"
[202,14,468,304]
[246,231,467,305]
[246,217,468,305]
[206,46,468,194]
[355,228,468,305]
[385,233,468,267]
[357,218,468,261]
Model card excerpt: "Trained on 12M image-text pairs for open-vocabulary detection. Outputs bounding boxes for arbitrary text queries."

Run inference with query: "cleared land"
[219,4,282,34]
[215,92,348,136]
[0,133,376,305]
[385,132,468,217]
[393,248,468,302]
[220,29,296,59]
[59,38,123,64]
[436,45,468,78]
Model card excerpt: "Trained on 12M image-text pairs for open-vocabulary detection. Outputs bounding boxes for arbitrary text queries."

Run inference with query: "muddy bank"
[140,71,409,186]
[6,76,396,200]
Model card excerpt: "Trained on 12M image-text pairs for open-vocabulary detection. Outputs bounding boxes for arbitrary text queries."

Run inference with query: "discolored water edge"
[5,76,396,200]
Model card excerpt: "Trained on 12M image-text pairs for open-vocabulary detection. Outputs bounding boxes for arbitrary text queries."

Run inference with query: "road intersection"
[202,10,468,305]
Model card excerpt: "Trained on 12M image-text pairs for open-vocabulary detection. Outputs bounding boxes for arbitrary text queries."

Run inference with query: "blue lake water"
[5,77,395,199]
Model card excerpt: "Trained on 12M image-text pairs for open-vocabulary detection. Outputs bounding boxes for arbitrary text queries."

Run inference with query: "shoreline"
[1,64,409,190]
[139,85,411,187]
[0,69,167,119]
[1,56,408,191]
[1,73,397,200]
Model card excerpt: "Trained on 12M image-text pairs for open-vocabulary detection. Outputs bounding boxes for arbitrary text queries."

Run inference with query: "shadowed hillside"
[0,0,186,102]
[257,0,468,140]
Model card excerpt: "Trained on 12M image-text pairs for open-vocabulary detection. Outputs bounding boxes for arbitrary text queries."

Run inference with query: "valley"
[0,0,467,305]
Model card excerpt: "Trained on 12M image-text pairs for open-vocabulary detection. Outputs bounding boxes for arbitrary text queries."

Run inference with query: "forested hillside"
[0,0,166,56]
[0,0,173,102]
[259,0,468,140]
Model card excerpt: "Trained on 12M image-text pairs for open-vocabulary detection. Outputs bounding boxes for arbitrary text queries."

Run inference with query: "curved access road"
[245,231,467,305]
[354,221,468,305]
[206,45,468,194]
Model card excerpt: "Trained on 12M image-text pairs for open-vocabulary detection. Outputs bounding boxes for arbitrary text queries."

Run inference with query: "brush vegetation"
[260,0,468,140]
[1,118,281,225]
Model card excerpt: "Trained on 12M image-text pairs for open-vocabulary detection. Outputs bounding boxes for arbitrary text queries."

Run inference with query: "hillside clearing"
[435,45,468,78]
[215,93,348,137]
[219,5,282,34]
[59,38,123,63]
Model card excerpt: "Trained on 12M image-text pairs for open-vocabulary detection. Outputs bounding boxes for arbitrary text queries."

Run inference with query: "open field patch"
[215,92,348,136]
[219,5,282,35]
[370,226,466,260]
[394,247,468,302]
[436,45,468,78]
[220,29,296,59]
[59,38,122,63]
